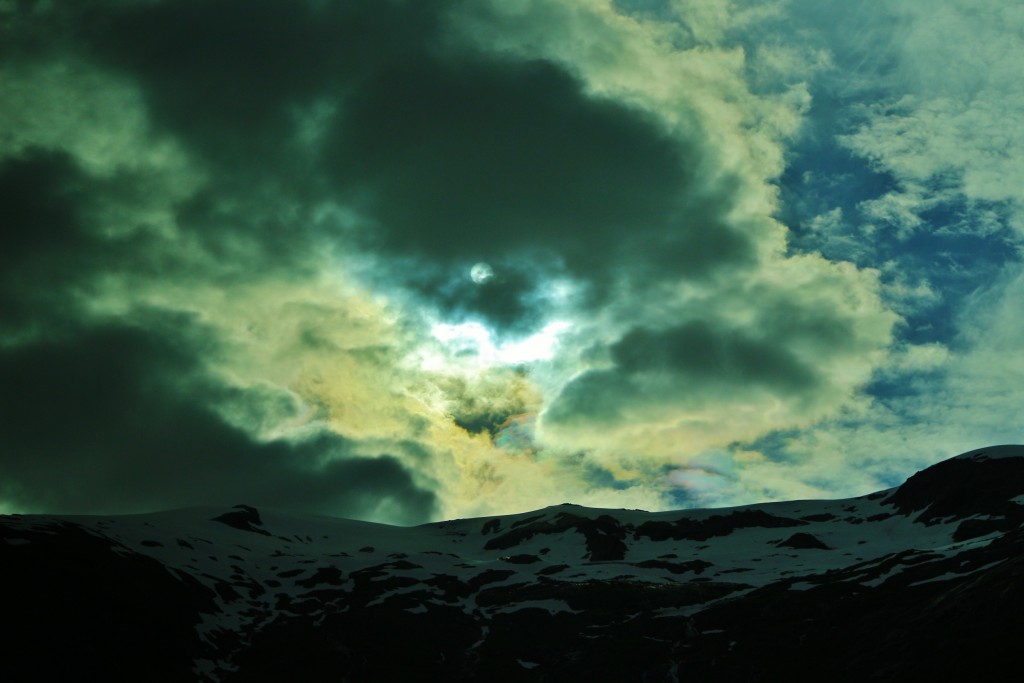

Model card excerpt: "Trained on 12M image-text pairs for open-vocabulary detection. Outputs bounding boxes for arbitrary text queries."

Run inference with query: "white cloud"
[429,320,572,367]
[835,1,1024,233]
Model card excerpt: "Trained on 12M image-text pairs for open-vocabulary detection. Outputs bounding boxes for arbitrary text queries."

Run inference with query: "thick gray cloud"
[85,0,449,167]
[0,136,434,522]
[0,149,90,332]
[548,321,819,426]
[0,322,436,523]
[35,0,754,330]
[322,54,739,272]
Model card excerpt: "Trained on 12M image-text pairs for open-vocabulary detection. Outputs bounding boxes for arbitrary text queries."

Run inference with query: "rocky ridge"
[3,446,1024,681]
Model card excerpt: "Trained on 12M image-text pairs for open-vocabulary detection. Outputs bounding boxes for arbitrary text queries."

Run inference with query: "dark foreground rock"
[2,446,1023,681]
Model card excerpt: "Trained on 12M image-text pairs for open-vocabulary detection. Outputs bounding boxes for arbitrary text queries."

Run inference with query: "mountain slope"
[3,446,1024,681]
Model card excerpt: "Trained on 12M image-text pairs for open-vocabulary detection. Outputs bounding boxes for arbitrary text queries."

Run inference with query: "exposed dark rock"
[636,558,713,574]
[484,512,628,561]
[953,516,1019,541]
[1,521,215,682]
[295,566,345,588]
[580,515,630,561]
[635,509,807,542]
[423,573,473,602]
[475,581,533,607]
[800,513,836,522]
[884,454,1024,523]
[502,554,540,564]
[511,514,545,529]
[231,604,482,682]
[476,578,746,613]
[219,580,247,602]
[690,528,1024,682]
[777,532,831,550]
[381,559,422,571]
[212,505,271,536]
[537,564,569,576]
[468,569,517,590]
[4,447,1024,682]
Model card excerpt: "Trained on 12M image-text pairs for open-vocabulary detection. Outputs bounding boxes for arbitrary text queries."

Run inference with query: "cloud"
[83,0,450,169]
[0,149,91,333]
[540,252,894,457]
[435,368,542,439]
[548,320,819,426]
[717,0,1024,501]
[820,1,1024,233]
[0,0,919,519]
[0,322,436,524]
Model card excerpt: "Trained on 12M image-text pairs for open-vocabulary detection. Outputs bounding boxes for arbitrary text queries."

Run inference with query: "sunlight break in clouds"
[429,321,572,368]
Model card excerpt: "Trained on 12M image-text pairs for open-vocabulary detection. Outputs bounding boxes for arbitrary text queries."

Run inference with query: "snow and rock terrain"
[4,446,1024,681]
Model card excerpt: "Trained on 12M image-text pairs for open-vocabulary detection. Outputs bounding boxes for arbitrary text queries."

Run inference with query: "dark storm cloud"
[0,150,84,266]
[0,115,437,521]
[40,0,452,278]
[0,149,91,331]
[0,0,455,281]
[0,323,437,523]
[323,48,758,325]
[0,147,210,333]
[613,322,817,387]
[84,0,450,167]
[546,320,819,426]
[327,56,691,265]
[7,0,756,331]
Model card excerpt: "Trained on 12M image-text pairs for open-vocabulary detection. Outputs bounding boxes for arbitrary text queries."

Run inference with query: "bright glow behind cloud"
[430,320,572,367]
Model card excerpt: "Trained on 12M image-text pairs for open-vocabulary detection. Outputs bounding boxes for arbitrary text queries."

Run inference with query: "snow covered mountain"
[4,445,1024,681]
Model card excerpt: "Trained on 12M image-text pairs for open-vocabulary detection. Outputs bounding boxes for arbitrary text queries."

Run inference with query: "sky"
[2,0,1022,525]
